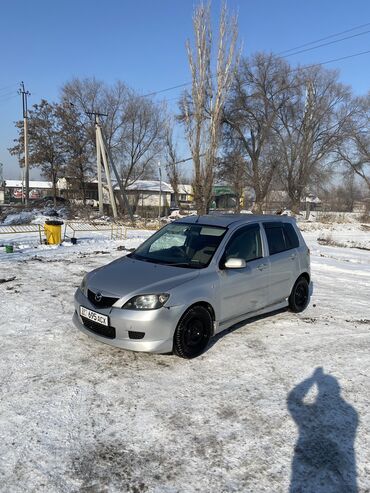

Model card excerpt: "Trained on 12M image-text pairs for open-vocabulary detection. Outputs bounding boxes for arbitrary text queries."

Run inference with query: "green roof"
[213,185,235,196]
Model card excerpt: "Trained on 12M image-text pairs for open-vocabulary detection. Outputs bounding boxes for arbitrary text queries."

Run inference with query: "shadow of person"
[287,367,358,493]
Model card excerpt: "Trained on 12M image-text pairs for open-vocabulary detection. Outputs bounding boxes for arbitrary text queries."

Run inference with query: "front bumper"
[73,288,184,353]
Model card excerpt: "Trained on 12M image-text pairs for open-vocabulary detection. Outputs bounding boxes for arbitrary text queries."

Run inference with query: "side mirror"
[224,258,246,269]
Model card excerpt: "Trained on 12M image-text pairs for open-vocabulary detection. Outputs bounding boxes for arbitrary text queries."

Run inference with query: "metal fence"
[0,224,43,243]
[0,221,159,243]
[63,222,126,240]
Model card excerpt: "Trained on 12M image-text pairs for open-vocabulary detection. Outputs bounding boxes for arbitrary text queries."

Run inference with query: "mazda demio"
[73,215,311,358]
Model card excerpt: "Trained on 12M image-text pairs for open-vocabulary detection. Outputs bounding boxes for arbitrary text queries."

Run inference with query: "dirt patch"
[70,441,178,492]
[0,276,16,283]
[318,237,370,251]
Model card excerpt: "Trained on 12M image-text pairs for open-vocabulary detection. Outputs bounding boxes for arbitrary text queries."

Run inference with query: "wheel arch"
[299,272,310,284]
[178,301,216,334]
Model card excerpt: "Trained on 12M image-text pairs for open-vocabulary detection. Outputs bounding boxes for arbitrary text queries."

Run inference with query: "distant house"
[210,185,237,210]
[263,190,322,213]
[173,184,193,209]
[353,198,370,213]
[4,179,55,202]
[114,180,174,217]
[305,194,322,209]
[56,177,175,216]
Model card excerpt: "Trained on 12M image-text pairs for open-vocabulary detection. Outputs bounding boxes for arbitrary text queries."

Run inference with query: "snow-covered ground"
[0,223,369,492]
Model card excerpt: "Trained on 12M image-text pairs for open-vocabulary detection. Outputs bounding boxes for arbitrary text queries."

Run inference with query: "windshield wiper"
[130,254,203,268]
[129,254,158,263]
[164,261,203,269]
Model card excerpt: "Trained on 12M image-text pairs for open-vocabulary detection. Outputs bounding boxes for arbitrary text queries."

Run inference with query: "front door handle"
[257,263,268,271]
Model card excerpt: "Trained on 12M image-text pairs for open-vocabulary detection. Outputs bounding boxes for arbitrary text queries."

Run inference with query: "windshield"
[130,223,227,268]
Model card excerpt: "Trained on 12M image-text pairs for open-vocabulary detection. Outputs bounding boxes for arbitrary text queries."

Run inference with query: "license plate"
[80,306,108,326]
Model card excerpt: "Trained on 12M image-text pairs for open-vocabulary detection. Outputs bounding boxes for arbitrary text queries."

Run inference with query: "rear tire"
[173,306,212,359]
[289,276,309,313]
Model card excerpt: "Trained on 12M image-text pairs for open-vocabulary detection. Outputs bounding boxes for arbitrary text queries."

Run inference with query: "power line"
[0,93,18,104]
[0,90,17,100]
[145,48,370,104]
[139,22,370,100]
[142,81,191,98]
[299,48,370,70]
[0,83,18,94]
[2,27,369,110]
[278,21,370,55]
[284,29,370,58]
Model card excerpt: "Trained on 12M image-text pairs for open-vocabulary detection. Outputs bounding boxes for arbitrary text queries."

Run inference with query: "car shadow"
[287,367,358,493]
[206,307,289,351]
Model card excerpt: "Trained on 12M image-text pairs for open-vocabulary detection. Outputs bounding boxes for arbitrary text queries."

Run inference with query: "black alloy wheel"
[173,306,213,359]
[289,276,309,313]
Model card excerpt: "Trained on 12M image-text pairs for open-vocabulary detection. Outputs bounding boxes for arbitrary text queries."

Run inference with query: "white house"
[110,180,174,217]
[4,179,54,201]
[176,184,193,208]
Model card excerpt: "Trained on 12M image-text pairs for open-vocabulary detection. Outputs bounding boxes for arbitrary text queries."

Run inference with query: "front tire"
[289,276,309,313]
[173,306,213,359]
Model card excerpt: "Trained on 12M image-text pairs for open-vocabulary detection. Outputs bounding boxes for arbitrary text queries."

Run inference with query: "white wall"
[132,192,171,207]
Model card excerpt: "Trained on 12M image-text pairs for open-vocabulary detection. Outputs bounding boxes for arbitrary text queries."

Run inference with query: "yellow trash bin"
[44,220,64,245]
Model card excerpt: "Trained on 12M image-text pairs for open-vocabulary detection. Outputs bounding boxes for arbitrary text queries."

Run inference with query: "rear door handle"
[257,263,268,271]
[290,253,297,260]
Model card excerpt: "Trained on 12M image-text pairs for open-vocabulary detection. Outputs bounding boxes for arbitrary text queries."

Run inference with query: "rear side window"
[283,223,300,248]
[263,222,299,255]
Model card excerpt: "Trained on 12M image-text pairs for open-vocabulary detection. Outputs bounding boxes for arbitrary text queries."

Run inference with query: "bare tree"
[179,2,238,214]
[56,102,94,204]
[274,66,353,212]
[61,78,166,189]
[223,53,291,212]
[60,77,105,144]
[336,93,370,192]
[119,93,166,188]
[164,123,181,207]
[9,100,65,206]
[216,150,247,212]
[323,172,363,212]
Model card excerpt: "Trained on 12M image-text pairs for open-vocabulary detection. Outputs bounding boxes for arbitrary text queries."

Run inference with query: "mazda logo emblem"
[95,292,103,302]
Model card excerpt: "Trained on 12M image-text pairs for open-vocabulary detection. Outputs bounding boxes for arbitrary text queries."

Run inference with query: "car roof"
[174,213,296,228]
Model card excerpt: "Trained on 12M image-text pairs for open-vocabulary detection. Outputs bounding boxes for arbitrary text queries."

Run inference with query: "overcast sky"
[1,0,370,180]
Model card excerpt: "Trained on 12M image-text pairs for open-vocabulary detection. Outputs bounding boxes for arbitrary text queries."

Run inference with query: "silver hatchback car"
[73,215,311,358]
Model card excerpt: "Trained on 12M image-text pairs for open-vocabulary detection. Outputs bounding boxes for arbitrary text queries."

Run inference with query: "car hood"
[87,255,200,300]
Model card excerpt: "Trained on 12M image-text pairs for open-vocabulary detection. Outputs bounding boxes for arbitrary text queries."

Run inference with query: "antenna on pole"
[18,82,30,206]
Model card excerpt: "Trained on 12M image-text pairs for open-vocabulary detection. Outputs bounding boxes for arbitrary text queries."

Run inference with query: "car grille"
[81,316,116,339]
[87,289,119,309]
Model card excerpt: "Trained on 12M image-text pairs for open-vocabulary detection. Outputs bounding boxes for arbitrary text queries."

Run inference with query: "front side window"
[224,226,262,263]
[130,223,226,268]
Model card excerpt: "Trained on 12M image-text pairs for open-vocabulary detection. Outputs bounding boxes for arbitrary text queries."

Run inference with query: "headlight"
[80,275,88,295]
[122,293,169,310]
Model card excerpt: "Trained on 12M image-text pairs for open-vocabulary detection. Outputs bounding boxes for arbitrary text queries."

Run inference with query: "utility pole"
[18,82,30,206]
[91,113,105,215]
[303,80,315,220]
[86,111,117,217]
[100,130,135,224]
[97,125,118,218]
[158,161,162,222]
[86,111,134,223]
